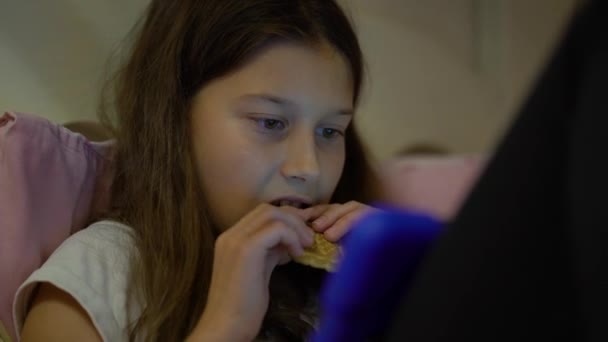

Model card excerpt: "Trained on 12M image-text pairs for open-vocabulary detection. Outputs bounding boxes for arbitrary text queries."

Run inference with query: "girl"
[17,0,378,341]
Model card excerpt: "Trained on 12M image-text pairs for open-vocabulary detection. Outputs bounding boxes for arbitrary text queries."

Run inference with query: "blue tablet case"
[311,209,442,342]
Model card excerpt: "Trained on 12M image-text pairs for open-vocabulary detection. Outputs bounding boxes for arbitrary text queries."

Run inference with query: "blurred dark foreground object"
[313,0,608,341]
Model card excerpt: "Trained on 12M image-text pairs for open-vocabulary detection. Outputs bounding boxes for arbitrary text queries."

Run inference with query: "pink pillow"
[380,155,486,221]
[0,112,112,341]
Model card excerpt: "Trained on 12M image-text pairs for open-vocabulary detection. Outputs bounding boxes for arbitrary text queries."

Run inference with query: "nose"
[280,129,320,183]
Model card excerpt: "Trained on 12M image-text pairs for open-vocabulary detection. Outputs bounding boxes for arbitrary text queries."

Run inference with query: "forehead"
[202,42,355,112]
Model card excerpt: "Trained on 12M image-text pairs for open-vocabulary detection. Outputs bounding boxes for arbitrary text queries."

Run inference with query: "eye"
[316,127,344,140]
[253,117,287,131]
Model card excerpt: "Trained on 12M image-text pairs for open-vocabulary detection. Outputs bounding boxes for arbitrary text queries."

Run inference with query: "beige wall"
[0,0,580,159]
[0,0,147,123]
[344,0,580,160]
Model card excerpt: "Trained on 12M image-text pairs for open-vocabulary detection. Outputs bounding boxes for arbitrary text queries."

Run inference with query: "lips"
[270,197,313,209]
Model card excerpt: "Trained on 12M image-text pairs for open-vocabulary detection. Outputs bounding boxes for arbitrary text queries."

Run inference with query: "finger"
[225,203,275,236]
[234,204,313,246]
[275,206,315,246]
[252,221,305,258]
[301,204,339,232]
[301,204,331,223]
[264,245,292,284]
[271,245,293,266]
[244,205,314,247]
[323,208,371,242]
[279,205,316,222]
[250,223,303,285]
[311,201,361,232]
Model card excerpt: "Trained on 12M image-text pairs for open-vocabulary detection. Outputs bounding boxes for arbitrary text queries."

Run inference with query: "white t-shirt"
[12,220,318,342]
[12,221,140,341]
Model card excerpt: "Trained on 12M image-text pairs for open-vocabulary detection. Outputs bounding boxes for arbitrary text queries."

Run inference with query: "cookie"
[293,232,341,271]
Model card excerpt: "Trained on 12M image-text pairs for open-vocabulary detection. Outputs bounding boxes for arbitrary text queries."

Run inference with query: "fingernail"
[324,229,337,242]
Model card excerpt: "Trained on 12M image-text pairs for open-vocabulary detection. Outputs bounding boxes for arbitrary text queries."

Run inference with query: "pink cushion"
[0,112,111,341]
[380,155,485,220]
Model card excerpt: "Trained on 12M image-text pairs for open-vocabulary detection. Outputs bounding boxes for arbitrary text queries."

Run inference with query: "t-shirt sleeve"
[12,221,135,342]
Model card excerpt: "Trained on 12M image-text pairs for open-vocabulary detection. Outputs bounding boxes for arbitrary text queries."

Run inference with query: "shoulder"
[39,220,136,281]
[14,220,140,341]
[68,220,135,250]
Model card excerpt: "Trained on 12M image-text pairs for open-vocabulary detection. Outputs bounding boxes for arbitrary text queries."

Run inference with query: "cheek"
[191,122,264,227]
[196,137,260,195]
[320,147,346,196]
[192,116,253,183]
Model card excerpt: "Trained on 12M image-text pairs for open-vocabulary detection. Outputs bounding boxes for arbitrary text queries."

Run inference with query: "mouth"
[270,197,313,209]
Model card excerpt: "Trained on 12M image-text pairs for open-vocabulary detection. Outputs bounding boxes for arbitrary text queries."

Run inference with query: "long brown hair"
[100,0,378,340]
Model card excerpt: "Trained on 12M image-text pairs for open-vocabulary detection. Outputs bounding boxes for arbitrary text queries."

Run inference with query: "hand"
[191,203,314,341]
[304,201,379,242]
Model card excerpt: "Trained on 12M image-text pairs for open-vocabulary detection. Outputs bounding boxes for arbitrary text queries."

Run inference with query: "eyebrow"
[239,93,353,116]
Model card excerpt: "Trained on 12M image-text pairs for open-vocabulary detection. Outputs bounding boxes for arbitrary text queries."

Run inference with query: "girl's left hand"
[303,201,379,242]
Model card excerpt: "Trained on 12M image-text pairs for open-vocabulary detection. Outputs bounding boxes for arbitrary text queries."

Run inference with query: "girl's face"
[190,42,354,231]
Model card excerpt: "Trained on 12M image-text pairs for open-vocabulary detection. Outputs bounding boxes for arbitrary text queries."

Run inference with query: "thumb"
[264,246,293,283]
